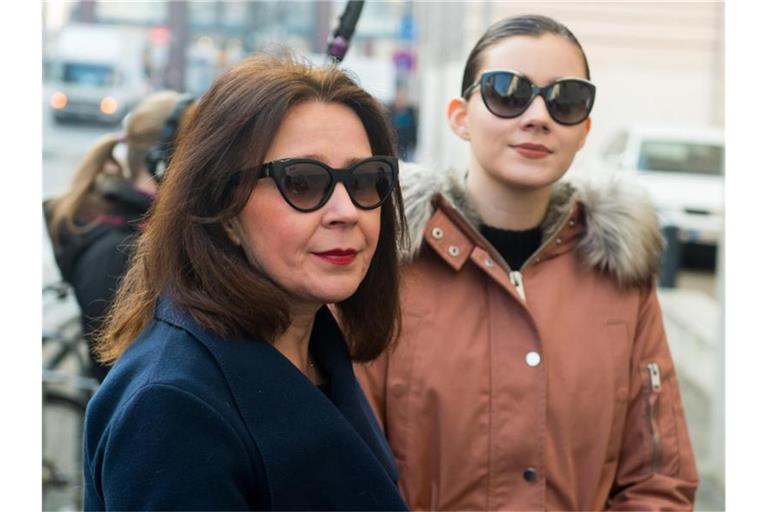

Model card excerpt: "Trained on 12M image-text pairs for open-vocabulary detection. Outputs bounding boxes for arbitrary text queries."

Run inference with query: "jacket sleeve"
[354,352,390,434]
[73,230,135,338]
[87,383,260,511]
[607,285,699,510]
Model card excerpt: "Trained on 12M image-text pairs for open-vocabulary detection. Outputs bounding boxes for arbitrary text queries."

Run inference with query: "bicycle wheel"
[42,391,86,511]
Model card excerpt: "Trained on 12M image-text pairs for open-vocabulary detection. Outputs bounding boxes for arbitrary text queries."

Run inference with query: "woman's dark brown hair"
[97,52,406,363]
[461,14,591,95]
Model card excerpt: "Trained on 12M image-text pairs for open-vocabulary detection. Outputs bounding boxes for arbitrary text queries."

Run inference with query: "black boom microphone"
[326,0,365,64]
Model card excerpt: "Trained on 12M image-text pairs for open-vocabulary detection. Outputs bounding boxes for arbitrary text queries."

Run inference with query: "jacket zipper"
[506,210,573,303]
[463,198,576,304]
[510,270,526,302]
[519,203,575,273]
[470,230,527,303]
[646,362,663,473]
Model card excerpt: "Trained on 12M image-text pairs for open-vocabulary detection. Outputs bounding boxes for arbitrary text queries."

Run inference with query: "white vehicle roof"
[624,123,724,145]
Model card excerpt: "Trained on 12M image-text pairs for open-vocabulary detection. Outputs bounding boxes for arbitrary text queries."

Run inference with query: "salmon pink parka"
[355,164,698,511]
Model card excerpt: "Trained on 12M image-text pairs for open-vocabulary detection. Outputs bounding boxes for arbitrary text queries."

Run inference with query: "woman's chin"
[292,282,363,307]
[320,287,362,305]
[492,164,565,189]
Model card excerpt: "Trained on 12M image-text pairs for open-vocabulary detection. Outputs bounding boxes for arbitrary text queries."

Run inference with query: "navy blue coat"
[83,296,408,511]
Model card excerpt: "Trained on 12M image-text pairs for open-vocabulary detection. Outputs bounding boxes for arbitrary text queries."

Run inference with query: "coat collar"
[153,296,399,487]
[398,162,664,288]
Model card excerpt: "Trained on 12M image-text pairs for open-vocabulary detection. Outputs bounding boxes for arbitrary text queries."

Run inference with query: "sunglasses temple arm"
[254,163,271,179]
[462,82,480,99]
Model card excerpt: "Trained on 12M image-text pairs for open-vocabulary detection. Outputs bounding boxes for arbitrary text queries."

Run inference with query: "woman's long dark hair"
[97,52,406,364]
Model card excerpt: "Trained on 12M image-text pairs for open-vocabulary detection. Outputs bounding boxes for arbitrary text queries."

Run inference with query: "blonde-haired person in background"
[44,90,193,382]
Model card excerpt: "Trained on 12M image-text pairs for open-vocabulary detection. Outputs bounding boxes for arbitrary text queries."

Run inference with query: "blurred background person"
[356,15,698,510]
[44,90,191,382]
[389,86,418,161]
[83,53,408,510]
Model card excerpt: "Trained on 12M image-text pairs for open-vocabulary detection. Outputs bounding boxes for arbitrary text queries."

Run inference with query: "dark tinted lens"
[280,162,330,210]
[348,160,395,208]
[482,72,533,118]
[545,80,594,125]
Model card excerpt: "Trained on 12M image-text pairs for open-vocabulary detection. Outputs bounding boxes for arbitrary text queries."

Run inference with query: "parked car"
[601,124,724,250]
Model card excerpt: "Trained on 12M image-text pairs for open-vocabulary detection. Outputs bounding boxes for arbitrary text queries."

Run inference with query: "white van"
[49,24,151,125]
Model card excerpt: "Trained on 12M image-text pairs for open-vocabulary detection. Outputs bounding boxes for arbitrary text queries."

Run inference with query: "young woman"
[44,90,189,382]
[83,54,408,511]
[356,15,698,510]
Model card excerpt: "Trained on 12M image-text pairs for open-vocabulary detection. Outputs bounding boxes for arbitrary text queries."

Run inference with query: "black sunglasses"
[463,70,596,126]
[240,156,398,213]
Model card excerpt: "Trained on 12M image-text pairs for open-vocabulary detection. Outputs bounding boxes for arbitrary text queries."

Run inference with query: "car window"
[62,62,116,87]
[638,140,723,176]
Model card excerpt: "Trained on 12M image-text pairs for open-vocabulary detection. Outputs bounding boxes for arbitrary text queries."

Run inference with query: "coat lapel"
[309,307,400,480]
[154,297,400,506]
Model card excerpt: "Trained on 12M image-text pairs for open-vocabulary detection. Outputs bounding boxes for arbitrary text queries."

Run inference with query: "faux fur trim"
[398,162,663,288]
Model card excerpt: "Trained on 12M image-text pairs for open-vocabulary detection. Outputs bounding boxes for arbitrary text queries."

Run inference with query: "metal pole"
[413,1,465,170]
[659,225,682,288]
[313,1,333,54]
[76,0,96,23]
[166,0,189,91]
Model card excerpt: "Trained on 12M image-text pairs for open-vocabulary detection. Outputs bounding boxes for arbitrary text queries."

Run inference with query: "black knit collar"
[479,224,542,271]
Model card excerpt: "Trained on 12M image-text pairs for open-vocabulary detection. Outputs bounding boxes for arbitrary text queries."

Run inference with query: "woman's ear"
[223,217,263,271]
[223,218,242,246]
[447,97,471,141]
[576,117,592,150]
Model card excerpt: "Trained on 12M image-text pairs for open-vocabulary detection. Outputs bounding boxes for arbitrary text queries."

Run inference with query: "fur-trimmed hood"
[398,162,664,288]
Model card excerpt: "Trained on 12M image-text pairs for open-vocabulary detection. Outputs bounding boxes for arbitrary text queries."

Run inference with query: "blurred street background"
[42,1,724,510]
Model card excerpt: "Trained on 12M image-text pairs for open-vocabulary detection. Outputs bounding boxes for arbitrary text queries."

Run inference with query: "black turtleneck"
[479,224,542,271]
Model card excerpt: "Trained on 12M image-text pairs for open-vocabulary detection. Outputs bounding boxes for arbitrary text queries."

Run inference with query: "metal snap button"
[568,220,576,228]
[523,467,538,482]
[525,351,541,367]
[555,238,562,245]
[431,227,444,240]
[448,245,460,257]
[484,258,494,267]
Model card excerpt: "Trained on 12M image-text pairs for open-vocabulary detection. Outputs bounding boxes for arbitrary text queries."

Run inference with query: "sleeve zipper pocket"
[645,362,663,473]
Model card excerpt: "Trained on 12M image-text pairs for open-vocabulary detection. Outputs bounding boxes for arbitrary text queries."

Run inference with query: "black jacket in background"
[43,179,153,382]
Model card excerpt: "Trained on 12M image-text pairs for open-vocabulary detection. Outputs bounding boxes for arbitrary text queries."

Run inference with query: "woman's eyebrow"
[296,154,371,167]
[343,156,370,166]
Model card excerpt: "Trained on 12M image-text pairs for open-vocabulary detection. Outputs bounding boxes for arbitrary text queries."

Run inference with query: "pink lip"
[313,249,358,266]
[512,143,552,159]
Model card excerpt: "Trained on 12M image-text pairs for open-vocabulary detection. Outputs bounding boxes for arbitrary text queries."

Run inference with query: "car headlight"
[50,91,67,109]
[100,96,118,115]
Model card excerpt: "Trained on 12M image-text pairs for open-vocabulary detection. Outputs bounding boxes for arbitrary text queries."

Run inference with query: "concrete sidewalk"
[659,287,725,511]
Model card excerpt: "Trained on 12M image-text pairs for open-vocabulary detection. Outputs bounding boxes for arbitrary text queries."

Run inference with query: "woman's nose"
[321,182,359,226]
[519,95,552,130]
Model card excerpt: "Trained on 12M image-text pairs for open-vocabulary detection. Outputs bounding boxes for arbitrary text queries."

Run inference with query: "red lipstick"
[512,143,552,159]
[313,249,358,266]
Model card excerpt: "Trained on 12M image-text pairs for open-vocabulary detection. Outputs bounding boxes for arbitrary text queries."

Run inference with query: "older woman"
[83,54,408,511]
